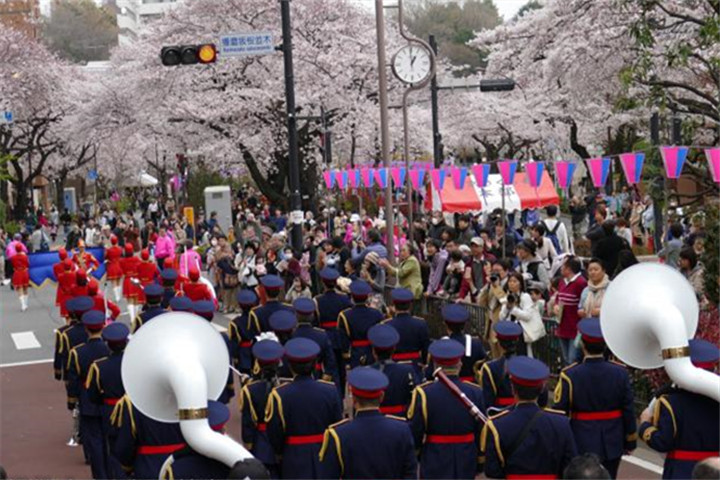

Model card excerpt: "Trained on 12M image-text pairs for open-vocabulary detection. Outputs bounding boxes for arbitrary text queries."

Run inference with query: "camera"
[506,293,519,305]
[490,274,499,283]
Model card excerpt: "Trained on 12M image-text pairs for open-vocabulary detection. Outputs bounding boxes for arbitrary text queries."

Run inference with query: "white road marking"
[10,331,41,350]
[0,358,53,368]
[622,454,664,474]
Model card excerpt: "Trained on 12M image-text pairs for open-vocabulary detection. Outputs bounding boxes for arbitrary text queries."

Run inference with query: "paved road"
[0,279,663,479]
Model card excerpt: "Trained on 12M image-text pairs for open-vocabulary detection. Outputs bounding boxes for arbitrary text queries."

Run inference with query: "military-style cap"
[284,337,320,363]
[140,249,150,261]
[169,296,193,312]
[161,268,178,282]
[87,281,99,296]
[144,284,163,299]
[102,322,129,343]
[578,318,604,344]
[208,401,230,431]
[82,310,105,331]
[68,296,94,315]
[348,366,389,399]
[293,298,315,316]
[319,268,340,284]
[429,338,464,365]
[236,289,259,307]
[269,310,297,333]
[494,321,523,341]
[63,258,74,270]
[349,280,372,300]
[188,268,201,281]
[689,339,720,369]
[368,324,399,350]
[124,244,134,254]
[76,270,88,282]
[390,288,414,305]
[442,304,469,324]
[252,340,284,365]
[192,300,215,320]
[507,356,549,388]
[260,275,284,292]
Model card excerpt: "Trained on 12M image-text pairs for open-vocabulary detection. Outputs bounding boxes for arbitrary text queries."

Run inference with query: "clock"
[392,43,432,85]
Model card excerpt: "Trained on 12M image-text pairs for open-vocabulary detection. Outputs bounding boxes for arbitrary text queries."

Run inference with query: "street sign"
[219,32,274,58]
[290,210,304,225]
[87,169,98,181]
[1,111,13,124]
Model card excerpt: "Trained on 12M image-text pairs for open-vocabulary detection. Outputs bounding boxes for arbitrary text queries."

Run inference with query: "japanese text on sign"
[219,32,274,57]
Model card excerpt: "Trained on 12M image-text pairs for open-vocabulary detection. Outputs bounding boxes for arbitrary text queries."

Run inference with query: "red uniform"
[105,245,123,281]
[73,251,99,272]
[121,256,142,301]
[11,253,30,289]
[90,293,121,320]
[138,260,160,286]
[183,281,213,302]
[57,265,77,317]
[53,261,70,306]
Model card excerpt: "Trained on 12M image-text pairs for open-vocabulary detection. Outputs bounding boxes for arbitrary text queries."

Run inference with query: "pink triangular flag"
[409,168,425,191]
[323,171,334,189]
[660,146,689,179]
[498,160,518,185]
[706,148,720,184]
[471,164,491,188]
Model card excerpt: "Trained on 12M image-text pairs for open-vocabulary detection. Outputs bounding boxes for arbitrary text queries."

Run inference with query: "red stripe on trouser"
[426,433,474,444]
[495,397,515,406]
[351,340,370,347]
[571,409,622,420]
[506,475,557,479]
[379,405,405,414]
[103,398,120,406]
[286,434,324,445]
[392,351,420,360]
[667,450,719,461]
[321,322,337,328]
[256,423,267,432]
[460,376,474,382]
[240,341,252,347]
[137,443,187,455]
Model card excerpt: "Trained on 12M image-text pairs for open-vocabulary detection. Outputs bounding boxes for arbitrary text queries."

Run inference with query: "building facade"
[116,0,180,45]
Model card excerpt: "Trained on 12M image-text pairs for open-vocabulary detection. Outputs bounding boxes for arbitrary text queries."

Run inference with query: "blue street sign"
[87,169,98,181]
[219,31,274,58]
[1,111,13,124]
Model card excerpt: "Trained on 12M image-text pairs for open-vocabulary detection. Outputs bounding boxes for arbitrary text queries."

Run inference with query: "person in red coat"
[553,257,588,365]
[57,259,77,319]
[11,248,30,311]
[138,248,160,292]
[88,281,120,321]
[105,235,124,302]
[53,248,69,307]
[183,267,213,302]
[71,269,91,297]
[120,243,142,321]
[72,240,99,273]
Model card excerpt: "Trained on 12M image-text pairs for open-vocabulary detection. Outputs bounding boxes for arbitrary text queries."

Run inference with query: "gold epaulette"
[544,407,567,415]
[386,415,407,422]
[318,379,335,386]
[489,409,510,420]
[609,359,628,368]
[461,380,482,388]
[328,418,351,429]
[561,362,579,372]
[417,380,434,389]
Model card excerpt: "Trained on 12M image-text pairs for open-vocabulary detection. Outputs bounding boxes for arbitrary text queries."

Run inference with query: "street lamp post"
[280,0,303,252]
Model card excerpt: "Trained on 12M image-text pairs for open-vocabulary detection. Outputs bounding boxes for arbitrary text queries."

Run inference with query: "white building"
[116,0,181,45]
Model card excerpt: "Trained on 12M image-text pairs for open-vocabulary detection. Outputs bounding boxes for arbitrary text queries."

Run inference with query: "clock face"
[392,44,432,84]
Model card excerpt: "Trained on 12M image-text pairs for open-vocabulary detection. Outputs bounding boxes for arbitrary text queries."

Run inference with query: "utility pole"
[429,35,442,168]
[280,0,303,252]
[650,112,663,254]
[375,0,394,262]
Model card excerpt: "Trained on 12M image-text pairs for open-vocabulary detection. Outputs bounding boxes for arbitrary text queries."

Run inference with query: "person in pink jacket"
[178,240,202,277]
[154,225,176,269]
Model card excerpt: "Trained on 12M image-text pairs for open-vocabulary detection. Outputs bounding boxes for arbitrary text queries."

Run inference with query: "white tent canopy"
[121,171,158,188]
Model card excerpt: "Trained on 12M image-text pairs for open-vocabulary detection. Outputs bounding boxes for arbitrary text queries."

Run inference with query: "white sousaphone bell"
[601,263,719,401]
[122,312,269,478]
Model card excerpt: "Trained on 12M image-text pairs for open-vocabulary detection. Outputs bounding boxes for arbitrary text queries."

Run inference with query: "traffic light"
[161,44,217,66]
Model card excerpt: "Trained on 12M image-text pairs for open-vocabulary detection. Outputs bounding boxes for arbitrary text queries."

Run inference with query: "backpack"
[542,220,563,254]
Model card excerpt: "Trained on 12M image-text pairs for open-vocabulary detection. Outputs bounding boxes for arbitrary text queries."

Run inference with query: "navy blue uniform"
[482,403,578,478]
[229,313,255,373]
[241,379,280,474]
[67,338,110,479]
[132,305,166,333]
[111,395,186,479]
[161,450,230,480]
[480,357,516,410]
[61,323,88,378]
[371,360,419,417]
[87,352,127,479]
[249,300,294,334]
[314,291,352,348]
[161,286,176,309]
[384,313,430,373]
[427,333,487,383]
[338,305,385,367]
[553,358,637,478]
[54,324,71,380]
[266,376,343,479]
[293,324,338,382]
[408,377,485,479]
[639,388,720,479]
[320,409,417,479]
